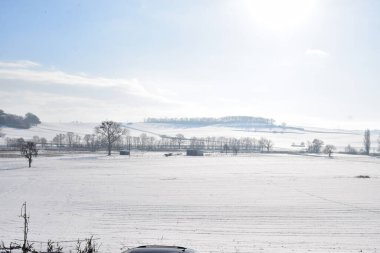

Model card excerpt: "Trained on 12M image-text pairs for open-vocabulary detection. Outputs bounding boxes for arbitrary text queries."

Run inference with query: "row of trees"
[6,136,47,148]
[145,116,276,126]
[4,121,275,155]
[351,129,379,155]
[0,110,41,129]
[71,125,274,154]
[305,129,379,157]
[306,139,336,157]
[2,122,379,159]
[3,121,378,169]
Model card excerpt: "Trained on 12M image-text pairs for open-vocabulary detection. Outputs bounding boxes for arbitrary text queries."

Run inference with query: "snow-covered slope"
[1,122,97,141]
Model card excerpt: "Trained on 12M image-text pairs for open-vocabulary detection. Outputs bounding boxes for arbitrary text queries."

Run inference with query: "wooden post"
[20,202,29,253]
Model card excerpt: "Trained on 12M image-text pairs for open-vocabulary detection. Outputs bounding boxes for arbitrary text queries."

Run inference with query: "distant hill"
[145,116,278,127]
[0,109,41,129]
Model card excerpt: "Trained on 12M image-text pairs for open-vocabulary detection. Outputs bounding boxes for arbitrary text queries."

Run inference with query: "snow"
[1,153,380,252]
[1,122,97,141]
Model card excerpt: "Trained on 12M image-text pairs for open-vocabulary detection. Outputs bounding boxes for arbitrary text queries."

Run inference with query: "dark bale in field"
[186,149,204,156]
[120,150,130,155]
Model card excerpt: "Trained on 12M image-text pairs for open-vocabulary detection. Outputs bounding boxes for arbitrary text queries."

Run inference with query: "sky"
[0,0,379,129]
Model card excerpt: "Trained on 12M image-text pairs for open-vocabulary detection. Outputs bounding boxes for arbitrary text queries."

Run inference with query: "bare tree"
[73,134,81,147]
[307,139,324,153]
[231,138,240,155]
[323,144,336,157]
[345,144,357,154]
[95,121,126,155]
[363,129,371,155]
[7,137,26,148]
[17,138,26,148]
[223,143,229,154]
[66,132,74,148]
[140,133,148,150]
[41,137,47,148]
[259,137,273,152]
[189,137,198,149]
[21,142,38,168]
[264,139,273,152]
[52,133,65,148]
[32,135,40,144]
[258,138,265,152]
[84,134,92,148]
[84,134,98,151]
[176,134,185,149]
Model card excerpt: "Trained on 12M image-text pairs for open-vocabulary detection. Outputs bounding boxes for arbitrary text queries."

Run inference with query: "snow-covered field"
[1,153,380,252]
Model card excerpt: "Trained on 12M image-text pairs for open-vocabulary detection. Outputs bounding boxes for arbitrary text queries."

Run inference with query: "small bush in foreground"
[75,237,99,253]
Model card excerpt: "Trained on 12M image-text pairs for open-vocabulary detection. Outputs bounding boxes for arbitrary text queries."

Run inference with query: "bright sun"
[244,0,316,32]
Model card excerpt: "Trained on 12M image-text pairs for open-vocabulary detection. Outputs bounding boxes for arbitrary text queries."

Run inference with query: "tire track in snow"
[295,188,380,214]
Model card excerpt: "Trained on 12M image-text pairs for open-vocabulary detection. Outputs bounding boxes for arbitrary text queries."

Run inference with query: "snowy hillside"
[0,122,97,142]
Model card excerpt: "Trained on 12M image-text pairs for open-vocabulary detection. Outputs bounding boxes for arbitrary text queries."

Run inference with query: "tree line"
[2,121,380,168]
[4,121,275,155]
[305,129,378,156]
[5,131,275,154]
[0,109,41,129]
[4,124,380,156]
[145,116,276,126]
[2,122,380,169]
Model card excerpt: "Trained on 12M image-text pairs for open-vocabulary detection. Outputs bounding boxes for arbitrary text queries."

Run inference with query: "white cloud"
[0,90,163,122]
[0,60,40,68]
[305,49,329,58]
[0,60,189,122]
[0,60,175,104]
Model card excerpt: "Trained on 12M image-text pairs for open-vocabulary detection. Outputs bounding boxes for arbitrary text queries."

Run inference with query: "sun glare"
[244,0,316,32]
